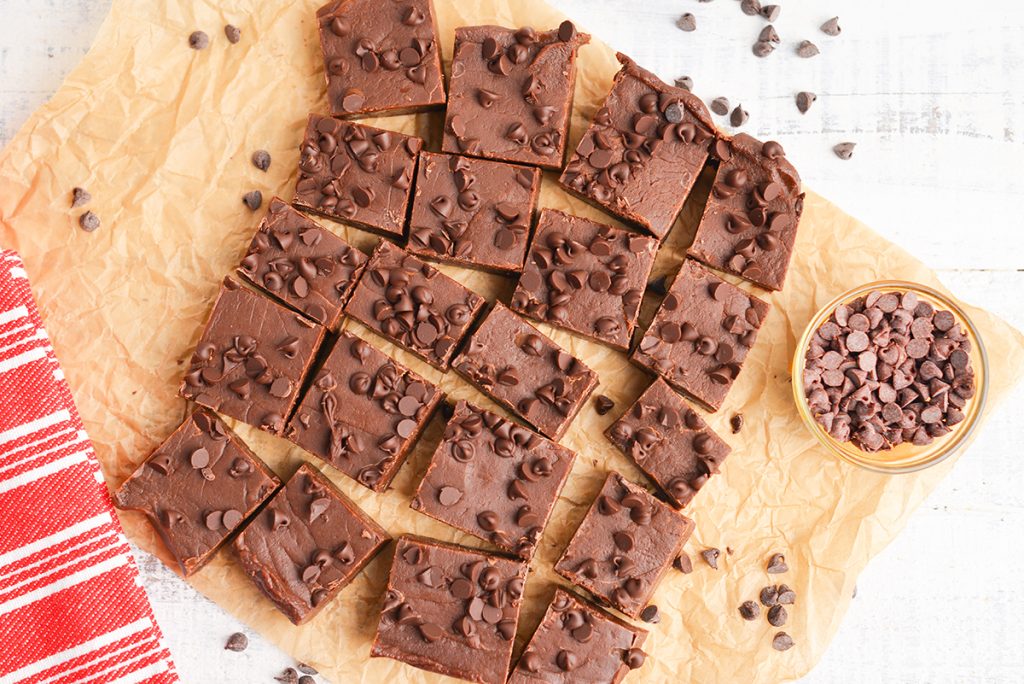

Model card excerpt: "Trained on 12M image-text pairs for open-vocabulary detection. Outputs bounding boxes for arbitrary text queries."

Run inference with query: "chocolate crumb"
[740,0,762,17]
[777,584,796,604]
[739,600,760,621]
[251,149,271,171]
[242,190,263,210]
[710,97,730,116]
[796,40,820,58]
[766,553,788,574]
[640,605,660,623]
[759,585,779,607]
[767,604,788,627]
[676,13,697,32]
[188,31,209,50]
[730,413,744,433]
[821,17,842,37]
[674,76,694,92]
[594,394,616,415]
[833,142,856,160]
[730,105,749,128]
[673,552,693,574]
[275,669,299,684]
[297,664,318,675]
[772,632,795,651]
[760,5,781,22]
[224,24,241,44]
[224,632,248,652]
[71,187,91,208]
[796,91,817,114]
[726,546,735,555]
[78,211,101,233]
[701,548,720,570]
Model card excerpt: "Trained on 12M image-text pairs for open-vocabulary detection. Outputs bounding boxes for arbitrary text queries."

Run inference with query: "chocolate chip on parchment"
[224,24,241,44]
[251,149,271,171]
[739,601,760,621]
[777,584,797,604]
[740,0,762,17]
[796,40,820,58]
[730,105,749,128]
[766,553,788,574]
[833,142,856,160]
[298,677,316,684]
[710,97,730,116]
[767,604,788,627]
[674,76,694,91]
[772,632,795,651]
[730,413,744,433]
[297,663,318,675]
[676,13,697,32]
[760,585,779,606]
[224,632,248,652]
[796,91,817,114]
[701,548,720,569]
[821,17,842,37]
[275,669,299,684]
[188,31,209,50]
[674,552,693,574]
[752,40,775,58]
[640,605,661,623]
[243,190,263,210]
[71,186,91,208]
[760,5,780,22]
[594,395,616,415]
[78,211,101,232]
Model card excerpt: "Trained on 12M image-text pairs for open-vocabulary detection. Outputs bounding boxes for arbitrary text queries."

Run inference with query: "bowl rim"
[791,279,990,474]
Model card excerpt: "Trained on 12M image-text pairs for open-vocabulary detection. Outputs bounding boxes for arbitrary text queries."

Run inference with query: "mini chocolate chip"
[796,40,820,58]
[674,553,693,573]
[833,142,856,160]
[796,91,817,114]
[710,97,730,116]
[752,40,775,58]
[71,187,91,208]
[78,211,101,232]
[701,548,720,569]
[760,4,780,21]
[251,149,271,171]
[821,16,842,36]
[224,632,248,652]
[740,0,762,16]
[760,25,780,44]
[772,632,795,651]
[594,395,615,415]
[438,486,462,506]
[730,105,749,128]
[224,24,241,44]
[188,31,209,50]
[640,605,660,623]
[766,553,788,574]
[676,13,697,32]
[243,190,263,210]
[768,604,788,627]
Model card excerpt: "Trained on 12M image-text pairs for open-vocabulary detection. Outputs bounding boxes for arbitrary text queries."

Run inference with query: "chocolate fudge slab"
[370,535,529,684]
[407,152,542,273]
[559,54,716,239]
[631,259,769,412]
[553,472,694,618]
[233,462,389,625]
[411,401,577,560]
[441,24,590,170]
[344,240,486,369]
[606,378,731,509]
[179,276,326,435]
[508,588,648,683]
[452,302,599,440]
[113,409,280,577]
[293,114,422,238]
[285,331,443,492]
[688,133,804,291]
[317,0,446,118]
[510,209,658,350]
[237,198,368,329]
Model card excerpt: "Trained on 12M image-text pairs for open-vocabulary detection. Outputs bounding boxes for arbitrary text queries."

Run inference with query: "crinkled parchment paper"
[2,1,1023,682]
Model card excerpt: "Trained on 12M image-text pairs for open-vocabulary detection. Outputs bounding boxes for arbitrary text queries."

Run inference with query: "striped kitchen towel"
[0,251,177,684]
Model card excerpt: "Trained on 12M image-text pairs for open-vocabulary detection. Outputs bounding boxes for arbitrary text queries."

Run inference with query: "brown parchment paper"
[2,0,1023,682]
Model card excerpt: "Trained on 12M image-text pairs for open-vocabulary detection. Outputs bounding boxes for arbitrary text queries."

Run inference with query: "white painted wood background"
[2,0,1023,681]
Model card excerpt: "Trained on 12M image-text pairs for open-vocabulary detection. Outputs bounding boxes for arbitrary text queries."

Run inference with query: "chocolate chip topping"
[710,97,730,116]
[772,632,795,651]
[796,40,820,58]
[739,601,760,621]
[251,149,271,171]
[343,240,485,370]
[243,190,263,211]
[554,472,694,618]
[674,76,693,91]
[803,290,976,452]
[701,547,720,569]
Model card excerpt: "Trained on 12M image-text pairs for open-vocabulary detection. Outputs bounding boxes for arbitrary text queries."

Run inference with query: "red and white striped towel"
[0,250,177,684]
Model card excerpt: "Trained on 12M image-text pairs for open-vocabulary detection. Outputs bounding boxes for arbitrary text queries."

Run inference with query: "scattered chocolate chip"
[275,669,299,684]
[251,149,271,171]
[640,604,660,623]
[739,601,760,620]
[188,31,209,50]
[730,413,743,433]
[821,16,842,37]
[759,25,780,44]
[730,105,749,128]
[752,40,775,58]
[71,187,91,208]
[772,632,795,651]
[777,584,797,604]
[676,13,697,32]
[298,677,315,684]
[796,91,817,114]
[760,585,779,606]
[224,24,241,44]
[297,663,318,675]
[766,553,788,574]
[710,97,730,116]
[243,190,263,210]
[224,632,248,652]
[833,142,856,160]
[760,4,780,21]
[674,552,693,574]
[594,394,616,415]
[674,76,693,91]
[767,604,788,627]
[78,211,100,232]
[740,0,762,17]
[701,547,720,569]
[796,40,820,58]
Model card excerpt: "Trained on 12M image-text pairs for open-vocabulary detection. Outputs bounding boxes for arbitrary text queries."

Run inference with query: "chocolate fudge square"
[442,23,589,170]
[233,462,389,625]
[411,401,577,560]
[371,535,529,684]
[179,276,326,435]
[606,378,731,509]
[407,152,542,273]
[293,113,423,238]
[317,0,446,118]
[237,198,368,329]
[510,209,658,350]
[509,588,648,683]
[559,54,716,239]
[631,260,769,412]
[688,133,804,291]
[113,409,280,577]
[344,240,486,369]
[452,302,598,440]
[285,331,443,492]
[553,472,694,618]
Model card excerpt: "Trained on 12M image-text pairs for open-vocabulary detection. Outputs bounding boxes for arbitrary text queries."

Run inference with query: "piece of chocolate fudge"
[344,240,486,369]
[411,401,576,560]
[442,23,590,170]
[237,198,368,328]
[452,302,598,440]
[316,0,446,118]
[510,209,658,350]
[407,152,542,273]
[233,462,389,625]
[179,277,326,435]
[559,54,716,239]
[370,535,529,684]
[554,471,694,618]
[606,378,731,509]
[508,588,648,683]
[631,259,769,411]
[285,331,443,491]
[113,409,280,576]
[688,134,804,290]
[293,114,422,238]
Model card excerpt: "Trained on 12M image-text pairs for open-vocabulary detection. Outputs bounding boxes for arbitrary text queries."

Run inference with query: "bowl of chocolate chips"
[794,281,989,473]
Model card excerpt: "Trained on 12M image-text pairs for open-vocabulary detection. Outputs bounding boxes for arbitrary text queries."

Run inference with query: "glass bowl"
[792,281,989,474]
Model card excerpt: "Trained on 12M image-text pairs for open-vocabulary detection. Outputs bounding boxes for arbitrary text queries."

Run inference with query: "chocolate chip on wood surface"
[242,190,263,210]
[594,394,616,415]
[739,600,760,620]
[766,553,788,574]
[674,76,694,91]
[767,604,788,627]
[188,31,209,50]
[730,413,744,433]
[821,17,842,36]
[701,547,720,569]
[224,24,241,44]
[796,40,820,58]
[772,632,795,651]
[676,13,697,32]
[833,142,856,160]
[78,211,100,232]
[71,186,91,208]
[223,632,248,652]
[674,552,694,574]
[760,5,780,22]
[710,97,730,116]
[251,149,271,171]
[796,91,817,114]
[730,104,749,127]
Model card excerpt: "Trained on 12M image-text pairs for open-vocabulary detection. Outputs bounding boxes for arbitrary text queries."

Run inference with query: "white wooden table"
[2,0,1023,681]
